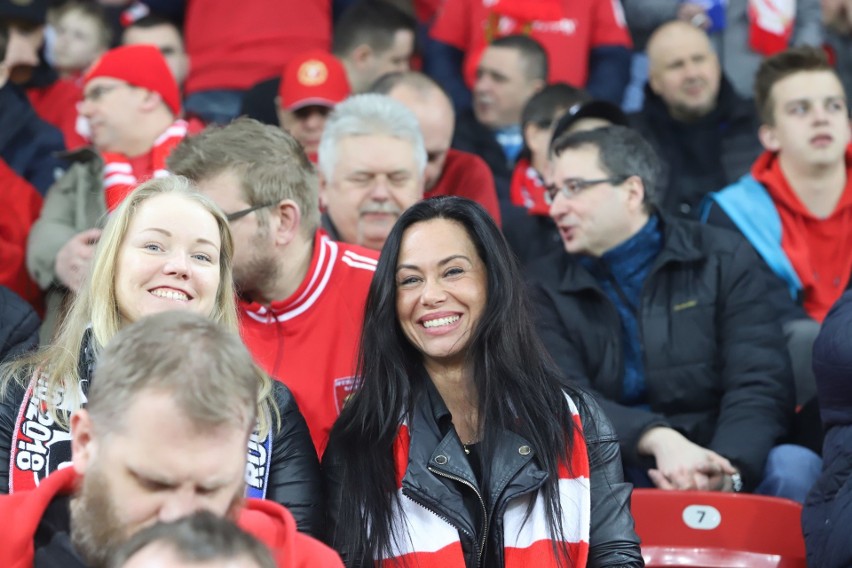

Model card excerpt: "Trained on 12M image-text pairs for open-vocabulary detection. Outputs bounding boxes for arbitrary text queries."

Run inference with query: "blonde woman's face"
[114,194,222,324]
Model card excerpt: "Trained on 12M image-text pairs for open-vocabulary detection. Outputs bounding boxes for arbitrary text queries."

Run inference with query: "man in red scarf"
[27,44,188,341]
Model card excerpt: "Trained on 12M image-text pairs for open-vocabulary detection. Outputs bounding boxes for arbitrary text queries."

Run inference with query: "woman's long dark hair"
[328,196,581,566]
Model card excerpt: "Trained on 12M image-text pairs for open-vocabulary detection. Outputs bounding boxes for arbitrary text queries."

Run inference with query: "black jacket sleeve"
[578,392,645,568]
[710,238,796,489]
[265,381,324,539]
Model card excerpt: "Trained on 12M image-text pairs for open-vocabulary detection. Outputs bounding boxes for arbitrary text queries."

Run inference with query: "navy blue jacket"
[0,83,66,196]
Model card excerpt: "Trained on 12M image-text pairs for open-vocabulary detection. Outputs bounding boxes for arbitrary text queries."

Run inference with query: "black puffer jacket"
[528,217,795,490]
[803,291,852,567]
[0,329,324,538]
[323,385,644,567]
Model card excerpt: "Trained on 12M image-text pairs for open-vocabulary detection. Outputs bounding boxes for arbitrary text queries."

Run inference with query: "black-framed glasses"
[225,202,278,222]
[545,176,629,201]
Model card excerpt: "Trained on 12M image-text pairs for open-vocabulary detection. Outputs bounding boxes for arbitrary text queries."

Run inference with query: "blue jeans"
[755,444,822,503]
[184,89,245,124]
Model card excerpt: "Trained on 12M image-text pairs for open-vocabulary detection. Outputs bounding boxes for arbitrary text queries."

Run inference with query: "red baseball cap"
[279,50,350,111]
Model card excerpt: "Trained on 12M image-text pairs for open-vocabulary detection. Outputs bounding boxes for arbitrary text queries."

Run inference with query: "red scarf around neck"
[510,158,552,217]
[101,119,189,211]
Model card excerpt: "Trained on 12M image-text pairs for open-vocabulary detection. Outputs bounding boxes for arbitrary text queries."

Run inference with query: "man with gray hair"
[318,93,426,251]
[0,311,342,567]
[168,118,378,456]
[529,126,814,502]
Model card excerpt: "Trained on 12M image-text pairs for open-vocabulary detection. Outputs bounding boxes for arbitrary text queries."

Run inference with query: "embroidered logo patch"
[333,376,359,413]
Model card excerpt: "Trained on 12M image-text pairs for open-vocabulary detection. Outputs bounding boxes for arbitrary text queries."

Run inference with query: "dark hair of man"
[552,125,661,212]
[754,46,839,126]
[518,83,590,162]
[521,83,590,129]
[490,34,549,82]
[107,511,276,568]
[327,195,582,565]
[124,12,182,37]
[332,0,416,58]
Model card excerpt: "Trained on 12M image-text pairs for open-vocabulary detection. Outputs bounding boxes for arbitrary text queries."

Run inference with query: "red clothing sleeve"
[590,0,633,48]
[0,161,44,312]
[430,0,473,50]
[426,149,502,227]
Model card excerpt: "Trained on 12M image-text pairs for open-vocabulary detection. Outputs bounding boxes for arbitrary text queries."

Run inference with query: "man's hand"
[639,427,737,491]
[55,228,102,293]
[677,2,711,29]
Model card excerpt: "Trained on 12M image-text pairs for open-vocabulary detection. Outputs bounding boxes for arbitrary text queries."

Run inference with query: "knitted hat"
[0,0,47,25]
[279,50,350,111]
[85,45,181,116]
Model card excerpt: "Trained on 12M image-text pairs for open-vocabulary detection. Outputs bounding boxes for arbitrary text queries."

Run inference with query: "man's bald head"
[647,21,721,122]
[372,72,455,191]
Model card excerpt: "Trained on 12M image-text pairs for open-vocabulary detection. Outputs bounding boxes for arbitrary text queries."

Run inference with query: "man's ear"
[625,175,646,211]
[71,410,96,475]
[140,88,164,113]
[758,123,781,152]
[318,172,330,210]
[272,200,301,246]
[349,43,373,68]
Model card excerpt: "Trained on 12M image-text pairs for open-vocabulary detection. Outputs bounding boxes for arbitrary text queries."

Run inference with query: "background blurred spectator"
[428,0,632,112]
[49,1,110,79]
[121,13,188,88]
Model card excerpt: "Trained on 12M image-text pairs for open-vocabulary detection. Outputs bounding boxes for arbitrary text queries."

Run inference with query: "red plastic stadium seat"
[631,489,806,568]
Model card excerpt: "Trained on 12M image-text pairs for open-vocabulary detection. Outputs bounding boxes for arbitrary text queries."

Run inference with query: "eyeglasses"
[225,202,278,222]
[81,83,130,103]
[545,176,629,201]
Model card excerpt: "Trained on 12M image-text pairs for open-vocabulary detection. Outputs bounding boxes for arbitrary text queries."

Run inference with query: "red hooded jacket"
[0,467,343,568]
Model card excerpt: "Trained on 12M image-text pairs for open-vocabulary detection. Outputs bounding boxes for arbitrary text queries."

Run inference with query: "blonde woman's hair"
[1,176,278,435]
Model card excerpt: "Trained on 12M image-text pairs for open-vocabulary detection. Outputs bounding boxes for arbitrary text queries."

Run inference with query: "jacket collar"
[558,215,705,293]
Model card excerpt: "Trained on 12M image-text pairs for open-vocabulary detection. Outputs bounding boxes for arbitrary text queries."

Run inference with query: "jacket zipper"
[427,466,489,568]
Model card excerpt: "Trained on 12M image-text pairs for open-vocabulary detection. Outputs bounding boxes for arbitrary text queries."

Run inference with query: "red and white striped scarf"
[383,396,591,567]
[101,119,189,211]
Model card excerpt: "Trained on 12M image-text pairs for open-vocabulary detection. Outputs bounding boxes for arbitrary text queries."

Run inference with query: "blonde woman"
[0,176,323,537]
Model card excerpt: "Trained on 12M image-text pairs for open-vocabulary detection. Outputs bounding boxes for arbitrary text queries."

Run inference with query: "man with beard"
[316,93,426,252]
[0,311,342,568]
[630,21,762,218]
[168,119,378,456]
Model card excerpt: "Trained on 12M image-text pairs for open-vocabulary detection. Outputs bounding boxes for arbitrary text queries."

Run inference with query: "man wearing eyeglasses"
[529,125,820,503]
[168,118,378,457]
[27,44,186,341]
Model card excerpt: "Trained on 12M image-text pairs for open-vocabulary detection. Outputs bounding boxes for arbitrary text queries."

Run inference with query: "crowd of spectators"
[2,0,852,565]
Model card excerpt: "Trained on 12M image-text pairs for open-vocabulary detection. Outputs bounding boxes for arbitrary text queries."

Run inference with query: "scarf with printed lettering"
[9,327,273,499]
[380,396,591,567]
[101,119,188,211]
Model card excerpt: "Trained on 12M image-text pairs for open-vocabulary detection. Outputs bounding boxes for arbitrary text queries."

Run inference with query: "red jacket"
[0,466,343,568]
[426,149,502,226]
[0,159,44,313]
[183,0,330,94]
[239,231,377,456]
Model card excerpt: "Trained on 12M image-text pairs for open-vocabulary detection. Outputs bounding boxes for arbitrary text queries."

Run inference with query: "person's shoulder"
[527,246,569,286]
[238,498,343,567]
[566,388,617,444]
[664,215,749,256]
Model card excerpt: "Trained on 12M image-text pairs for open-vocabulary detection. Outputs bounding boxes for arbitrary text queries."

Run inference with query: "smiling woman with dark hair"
[323,196,643,567]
